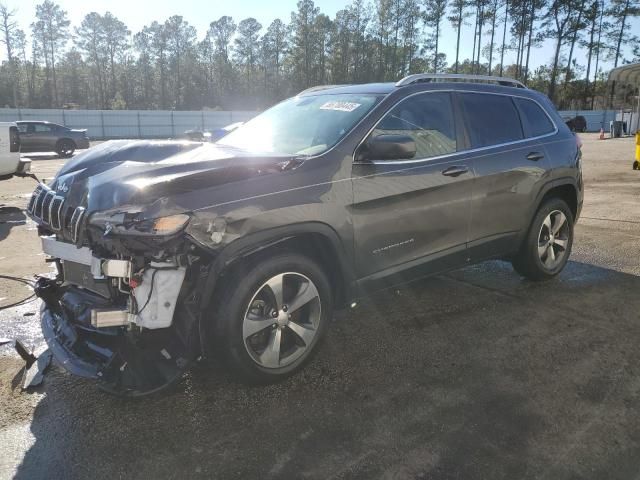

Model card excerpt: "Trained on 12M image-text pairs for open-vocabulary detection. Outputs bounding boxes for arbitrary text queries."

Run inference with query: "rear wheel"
[512,198,574,281]
[56,139,76,158]
[208,253,332,383]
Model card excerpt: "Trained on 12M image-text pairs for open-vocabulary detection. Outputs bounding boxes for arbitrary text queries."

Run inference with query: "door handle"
[441,166,469,177]
[526,152,545,161]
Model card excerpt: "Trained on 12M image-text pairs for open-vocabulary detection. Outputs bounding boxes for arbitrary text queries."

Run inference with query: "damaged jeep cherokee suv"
[28,74,582,395]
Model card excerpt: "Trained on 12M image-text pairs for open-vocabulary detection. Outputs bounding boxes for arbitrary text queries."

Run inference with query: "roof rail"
[396,73,526,89]
[297,85,348,96]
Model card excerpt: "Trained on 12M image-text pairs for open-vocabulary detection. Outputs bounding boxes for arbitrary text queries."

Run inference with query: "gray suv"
[27,74,583,395]
[17,121,90,158]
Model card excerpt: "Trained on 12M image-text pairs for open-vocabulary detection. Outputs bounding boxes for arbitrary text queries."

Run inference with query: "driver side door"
[351,91,474,289]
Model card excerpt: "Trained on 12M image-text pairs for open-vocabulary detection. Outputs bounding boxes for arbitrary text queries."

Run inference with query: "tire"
[208,253,333,383]
[512,198,574,281]
[56,139,76,158]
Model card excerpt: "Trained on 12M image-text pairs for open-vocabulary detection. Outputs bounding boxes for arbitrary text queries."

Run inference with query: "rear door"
[17,123,36,152]
[33,123,57,150]
[351,91,474,286]
[459,92,554,260]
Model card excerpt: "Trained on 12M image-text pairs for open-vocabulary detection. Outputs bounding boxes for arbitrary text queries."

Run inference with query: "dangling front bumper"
[35,277,193,396]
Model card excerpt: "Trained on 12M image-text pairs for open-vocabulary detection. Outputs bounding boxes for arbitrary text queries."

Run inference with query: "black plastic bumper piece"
[40,304,101,379]
[34,276,192,396]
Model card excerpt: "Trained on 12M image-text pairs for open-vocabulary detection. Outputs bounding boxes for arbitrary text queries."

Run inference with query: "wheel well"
[540,184,578,219]
[219,233,350,307]
[56,138,76,148]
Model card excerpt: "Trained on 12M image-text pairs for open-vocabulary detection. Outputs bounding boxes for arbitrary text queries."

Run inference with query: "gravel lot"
[1,135,640,479]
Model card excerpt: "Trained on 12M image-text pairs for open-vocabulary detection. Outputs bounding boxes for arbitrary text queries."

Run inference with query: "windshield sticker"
[320,101,362,112]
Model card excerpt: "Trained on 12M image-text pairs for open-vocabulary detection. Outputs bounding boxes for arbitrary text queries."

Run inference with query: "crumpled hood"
[51,140,299,216]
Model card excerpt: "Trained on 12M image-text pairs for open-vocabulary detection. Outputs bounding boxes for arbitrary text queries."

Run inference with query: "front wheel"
[512,198,574,281]
[56,139,76,158]
[209,253,333,383]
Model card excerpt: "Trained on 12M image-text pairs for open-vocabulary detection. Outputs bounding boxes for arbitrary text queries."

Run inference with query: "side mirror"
[358,134,416,162]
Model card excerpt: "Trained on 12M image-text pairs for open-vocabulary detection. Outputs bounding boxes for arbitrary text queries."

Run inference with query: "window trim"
[353,89,558,166]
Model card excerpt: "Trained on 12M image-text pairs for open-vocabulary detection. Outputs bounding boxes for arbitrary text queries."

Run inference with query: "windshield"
[218,93,381,156]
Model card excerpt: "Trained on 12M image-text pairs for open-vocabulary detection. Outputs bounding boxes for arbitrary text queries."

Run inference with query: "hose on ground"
[0,274,37,311]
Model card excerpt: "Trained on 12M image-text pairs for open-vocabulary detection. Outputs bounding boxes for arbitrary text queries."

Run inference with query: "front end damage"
[24,140,307,395]
[29,184,213,396]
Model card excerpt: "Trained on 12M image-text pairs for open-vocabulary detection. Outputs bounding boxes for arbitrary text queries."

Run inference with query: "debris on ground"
[14,339,37,368]
[12,340,53,389]
[22,348,52,389]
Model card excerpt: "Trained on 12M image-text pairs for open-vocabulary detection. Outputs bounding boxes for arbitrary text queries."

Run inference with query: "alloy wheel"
[242,272,321,369]
[537,210,570,269]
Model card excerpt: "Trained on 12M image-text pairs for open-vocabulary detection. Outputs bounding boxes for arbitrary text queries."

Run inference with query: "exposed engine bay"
[29,172,218,396]
[24,139,318,395]
[35,229,210,395]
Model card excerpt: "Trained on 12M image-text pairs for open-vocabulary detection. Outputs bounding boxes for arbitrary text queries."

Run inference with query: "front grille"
[70,206,86,243]
[50,196,64,230]
[41,190,55,224]
[27,183,86,244]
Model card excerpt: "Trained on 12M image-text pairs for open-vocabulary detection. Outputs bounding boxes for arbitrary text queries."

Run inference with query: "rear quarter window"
[459,93,523,148]
[514,97,556,137]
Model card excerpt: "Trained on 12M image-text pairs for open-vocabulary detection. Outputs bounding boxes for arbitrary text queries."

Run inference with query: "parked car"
[17,121,90,158]
[564,115,587,132]
[0,122,30,180]
[27,74,583,396]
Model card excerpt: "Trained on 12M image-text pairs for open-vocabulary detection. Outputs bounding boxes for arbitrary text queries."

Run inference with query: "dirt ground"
[1,135,640,479]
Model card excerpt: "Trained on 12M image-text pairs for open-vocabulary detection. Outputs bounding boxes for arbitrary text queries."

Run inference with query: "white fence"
[557,110,616,132]
[0,107,622,138]
[0,109,258,140]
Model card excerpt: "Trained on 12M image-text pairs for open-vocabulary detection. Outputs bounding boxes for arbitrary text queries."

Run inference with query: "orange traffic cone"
[599,127,605,140]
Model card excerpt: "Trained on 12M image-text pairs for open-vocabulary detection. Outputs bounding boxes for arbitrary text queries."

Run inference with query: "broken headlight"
[90,210,190,237]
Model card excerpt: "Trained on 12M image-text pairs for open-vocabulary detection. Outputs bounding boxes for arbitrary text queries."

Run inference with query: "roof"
[299,83,397,96]
[299,80,545,102]
[299,74,532,98]
[608,62,640,87]
[395,73,526,88]
[607,63,640,108]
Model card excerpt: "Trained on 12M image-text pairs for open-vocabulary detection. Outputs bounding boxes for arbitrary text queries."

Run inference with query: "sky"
[1,0,639,76]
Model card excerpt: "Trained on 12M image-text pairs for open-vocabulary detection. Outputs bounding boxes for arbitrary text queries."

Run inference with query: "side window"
[372,92,457,159]
[459,93,523,148]
[34,124,52,133]
[514,98,555,137]
[17,123,28,134]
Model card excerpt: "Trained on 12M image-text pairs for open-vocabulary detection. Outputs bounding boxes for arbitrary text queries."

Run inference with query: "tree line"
[0,0,638,112]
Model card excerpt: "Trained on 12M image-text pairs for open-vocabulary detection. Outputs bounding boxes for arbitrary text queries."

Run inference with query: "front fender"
[197,221,355,311]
